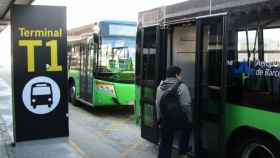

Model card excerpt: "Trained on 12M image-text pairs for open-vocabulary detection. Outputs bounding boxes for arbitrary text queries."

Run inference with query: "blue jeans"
[158,126,192,158]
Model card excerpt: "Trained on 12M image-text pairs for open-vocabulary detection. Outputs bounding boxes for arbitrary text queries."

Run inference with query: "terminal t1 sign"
[11,5,68,142]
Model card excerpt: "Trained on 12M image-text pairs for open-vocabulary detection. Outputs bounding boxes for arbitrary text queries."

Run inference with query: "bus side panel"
[114,83,135,105]
[93,79,135,106]
[225,104,280,143]
[69,69,80,97]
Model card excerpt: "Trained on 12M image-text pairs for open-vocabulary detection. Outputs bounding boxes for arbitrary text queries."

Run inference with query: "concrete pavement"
[15,138,82,158]
[0,113,14,158]
[0,67,14,158]
[69,104,158,158]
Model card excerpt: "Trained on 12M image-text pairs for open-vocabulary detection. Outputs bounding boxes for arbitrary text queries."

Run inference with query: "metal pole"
[209,0,212,15]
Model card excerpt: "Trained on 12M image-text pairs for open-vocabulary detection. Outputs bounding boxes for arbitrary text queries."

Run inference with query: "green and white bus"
[136,0,280,157]
[68,20,136,107]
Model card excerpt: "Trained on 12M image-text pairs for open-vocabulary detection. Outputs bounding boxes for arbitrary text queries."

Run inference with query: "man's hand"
[156,119,161,128]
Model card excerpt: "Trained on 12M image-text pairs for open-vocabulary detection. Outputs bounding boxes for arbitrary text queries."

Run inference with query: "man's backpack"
[159,81,189,129]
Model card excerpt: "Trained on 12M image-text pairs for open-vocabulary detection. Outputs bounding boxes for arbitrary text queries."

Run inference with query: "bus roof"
[68,20,137,43]
[138,0,279,27]
[99,20,137,26]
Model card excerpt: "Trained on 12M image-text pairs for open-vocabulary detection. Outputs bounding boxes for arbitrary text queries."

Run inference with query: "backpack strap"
[169,81,182,94]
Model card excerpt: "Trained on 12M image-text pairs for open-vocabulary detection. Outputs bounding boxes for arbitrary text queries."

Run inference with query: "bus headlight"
[32,99,36,103]
[96,83,116,97]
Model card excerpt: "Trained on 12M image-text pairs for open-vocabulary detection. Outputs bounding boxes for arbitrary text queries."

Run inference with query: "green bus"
[136,0,280,157]
[68,20,136,107]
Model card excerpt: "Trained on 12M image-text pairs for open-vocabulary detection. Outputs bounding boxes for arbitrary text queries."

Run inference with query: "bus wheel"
[69,83,76,105]
[231,136,280,158]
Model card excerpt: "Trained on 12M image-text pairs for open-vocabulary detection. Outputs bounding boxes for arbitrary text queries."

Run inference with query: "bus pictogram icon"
[22,76,61,114]
[30,82,53,109]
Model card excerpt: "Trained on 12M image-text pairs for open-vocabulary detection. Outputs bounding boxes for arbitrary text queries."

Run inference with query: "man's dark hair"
[166,66,181,78]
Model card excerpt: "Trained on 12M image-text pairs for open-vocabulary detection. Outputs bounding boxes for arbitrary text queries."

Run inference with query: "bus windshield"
[95,37,136,83]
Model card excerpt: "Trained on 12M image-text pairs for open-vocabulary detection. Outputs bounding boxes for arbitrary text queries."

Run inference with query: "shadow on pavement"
[71,101,134,118]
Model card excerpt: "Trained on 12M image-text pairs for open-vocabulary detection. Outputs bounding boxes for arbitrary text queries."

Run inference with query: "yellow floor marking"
[69,139,90,158]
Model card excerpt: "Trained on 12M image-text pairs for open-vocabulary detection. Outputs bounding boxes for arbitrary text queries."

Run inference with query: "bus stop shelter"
[0,0,34,33]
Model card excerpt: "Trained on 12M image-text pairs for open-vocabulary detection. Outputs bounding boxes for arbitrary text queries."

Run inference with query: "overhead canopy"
[0,0,34,32]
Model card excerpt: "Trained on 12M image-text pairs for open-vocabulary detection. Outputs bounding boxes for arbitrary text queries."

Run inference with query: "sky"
[33,0,187,29]
[0,0,186,68]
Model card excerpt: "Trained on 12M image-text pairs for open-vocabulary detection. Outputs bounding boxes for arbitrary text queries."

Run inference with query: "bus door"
[194,14,228,158]
[80,43,94,102]
[140,26,166,143]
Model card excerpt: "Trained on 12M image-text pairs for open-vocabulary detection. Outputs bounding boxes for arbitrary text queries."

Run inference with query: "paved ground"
[0,66,159,158]
[0,66,189,158]
[0,67,14,158]
[15,138,82,158]
[0,114,14,158]
[69,104,158,158]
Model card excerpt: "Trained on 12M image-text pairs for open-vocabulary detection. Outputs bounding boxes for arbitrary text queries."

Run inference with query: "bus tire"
[229,134,280,158]
[69,82,77,105]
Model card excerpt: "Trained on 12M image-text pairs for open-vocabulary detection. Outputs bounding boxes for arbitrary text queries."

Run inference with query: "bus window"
[207,23,223,88]
[142,27,156,81]
[227,24,280,110]
[69,46,81,70]
[264,28,280,61]
[111,47,133,71]
[238,30,258,62]
[95,38,136,83]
